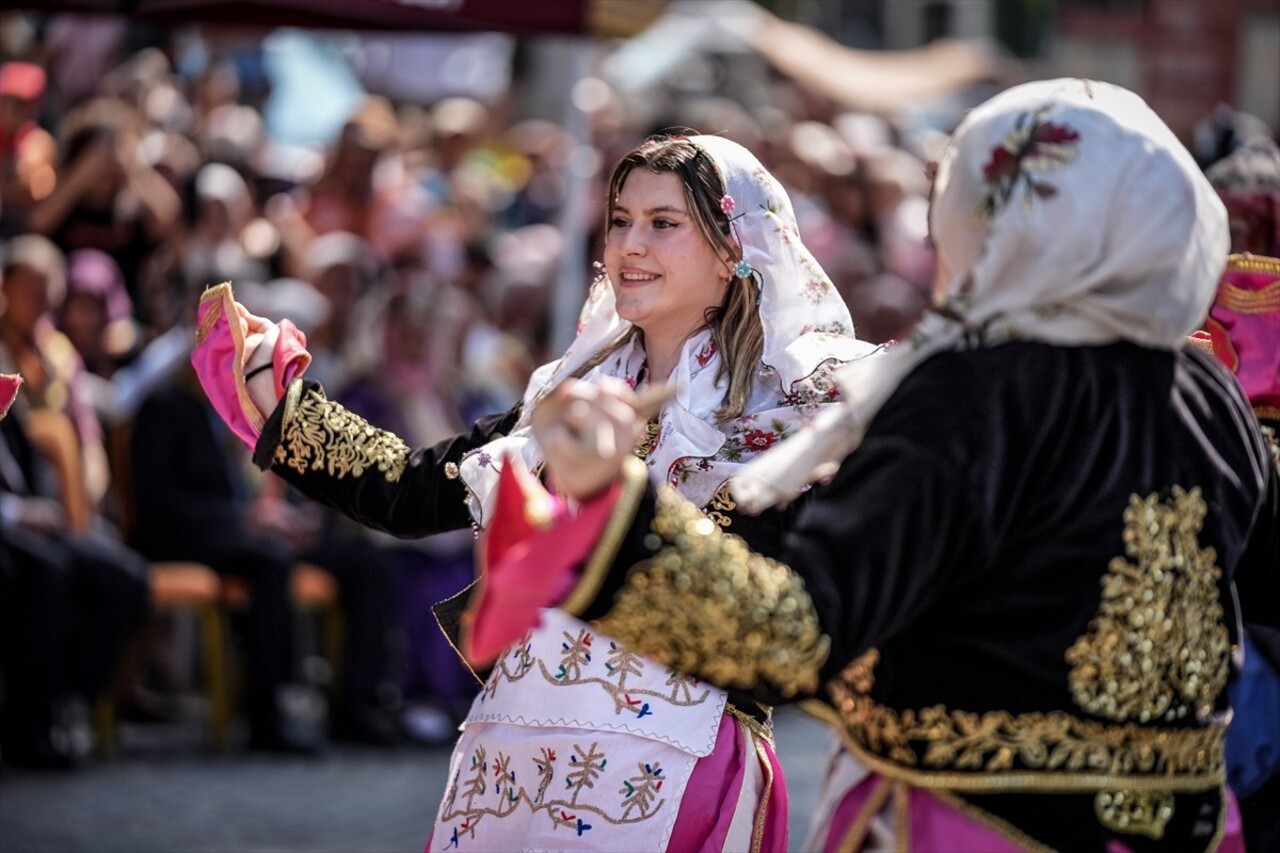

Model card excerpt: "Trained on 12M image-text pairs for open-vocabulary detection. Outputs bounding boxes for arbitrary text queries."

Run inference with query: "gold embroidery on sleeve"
[1094,789,1174,839]
[703,481,736,528]
[273,385,410,482]
[597,485,829,698]
[1065,487,1230,724]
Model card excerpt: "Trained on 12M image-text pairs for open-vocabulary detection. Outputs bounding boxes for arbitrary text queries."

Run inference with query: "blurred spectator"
[26,98,181,323]
[1206,136,1280,257]
[1192,103,1274,171]
[0,61,56,236]
[0,236,148,769]
[183,161,269,289]
[130,278,402,749]
[0,235,110,512]
[271,96,430,270]
[0,399,149,769]
[57,248,141,380]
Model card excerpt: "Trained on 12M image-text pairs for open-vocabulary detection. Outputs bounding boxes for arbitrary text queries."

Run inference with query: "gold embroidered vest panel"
[827,487,1230,798]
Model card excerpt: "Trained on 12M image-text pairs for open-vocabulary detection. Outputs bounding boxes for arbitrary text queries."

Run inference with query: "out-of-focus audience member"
[1206,136,1280,258]
[0,236,149,769]
[26,98,181,323]
[0,61,56,236]
[57,248,140,379]
[0,235,110,513]
[129,362,324,754]
[270,96,430,271]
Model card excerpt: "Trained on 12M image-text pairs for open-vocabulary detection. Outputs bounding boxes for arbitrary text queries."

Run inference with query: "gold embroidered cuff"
[596,484,830,699]
[273,382,410,482]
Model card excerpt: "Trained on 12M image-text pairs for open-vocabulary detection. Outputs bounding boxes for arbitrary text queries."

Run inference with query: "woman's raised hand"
[532,378,644,502]
[237,301,282,417]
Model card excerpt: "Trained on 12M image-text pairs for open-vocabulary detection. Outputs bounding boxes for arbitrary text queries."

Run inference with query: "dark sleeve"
[252,378,521,539]
[562,432,987,706]
[1237,454,1280,669]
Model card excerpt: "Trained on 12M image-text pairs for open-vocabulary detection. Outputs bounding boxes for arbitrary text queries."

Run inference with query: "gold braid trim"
[1218,253,1280,313]
[273,382,410,482]
[828,649,1226,794]
[597,485,829,699]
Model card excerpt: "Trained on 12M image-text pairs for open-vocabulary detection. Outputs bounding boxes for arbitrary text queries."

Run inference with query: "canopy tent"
[13,0,667,37]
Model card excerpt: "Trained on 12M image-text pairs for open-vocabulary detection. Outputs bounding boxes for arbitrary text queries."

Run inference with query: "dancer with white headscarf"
[190,133,874,850]
[518,80,1278,850]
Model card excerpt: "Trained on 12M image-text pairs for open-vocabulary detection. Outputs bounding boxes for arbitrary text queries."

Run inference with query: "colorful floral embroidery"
[720,194,735,215]
[742,429,779,451]
[977,105,1081,220]
[440,738,671,845]
[480,630,713,720]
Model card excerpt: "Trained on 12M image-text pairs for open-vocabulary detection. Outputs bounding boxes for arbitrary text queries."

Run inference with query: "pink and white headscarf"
[734,79,1230,510]
[460,134,876,523]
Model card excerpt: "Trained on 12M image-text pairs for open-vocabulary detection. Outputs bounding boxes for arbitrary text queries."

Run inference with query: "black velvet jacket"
[560,342,1279,852]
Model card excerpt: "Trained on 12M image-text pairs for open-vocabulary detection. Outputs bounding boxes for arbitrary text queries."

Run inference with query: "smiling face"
[605,169,732,346]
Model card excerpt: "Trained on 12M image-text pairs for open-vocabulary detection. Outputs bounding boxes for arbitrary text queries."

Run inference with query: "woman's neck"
[641,336,682,386]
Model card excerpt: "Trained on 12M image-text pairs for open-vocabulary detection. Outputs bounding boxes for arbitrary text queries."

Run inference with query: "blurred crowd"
[0,11,1276,770]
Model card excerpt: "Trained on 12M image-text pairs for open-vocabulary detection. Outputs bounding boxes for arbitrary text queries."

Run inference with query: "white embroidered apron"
[430,609,727,852]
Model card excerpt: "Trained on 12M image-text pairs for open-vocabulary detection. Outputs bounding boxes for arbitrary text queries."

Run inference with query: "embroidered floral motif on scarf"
[977,106,1081,220]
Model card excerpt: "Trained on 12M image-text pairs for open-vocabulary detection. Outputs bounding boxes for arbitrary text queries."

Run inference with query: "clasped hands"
[532,378,667,502]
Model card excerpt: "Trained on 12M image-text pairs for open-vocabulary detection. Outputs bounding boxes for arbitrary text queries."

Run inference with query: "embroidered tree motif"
[619,762,665,820]
[532,747,557,804]
[665,669,701,704]
[454,745,489,840]
[564,742,607,803]
[604,642,645,690]
[556,629,594,681]
[492,751,516,804]
[511,636,534,675]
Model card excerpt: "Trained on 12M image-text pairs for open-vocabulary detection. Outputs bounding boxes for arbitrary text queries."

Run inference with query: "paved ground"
[0,708,832,853]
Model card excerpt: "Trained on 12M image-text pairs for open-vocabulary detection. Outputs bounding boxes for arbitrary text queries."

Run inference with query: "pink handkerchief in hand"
[462,455,623,668]
[191,282,311,450]
[0,373,22,420]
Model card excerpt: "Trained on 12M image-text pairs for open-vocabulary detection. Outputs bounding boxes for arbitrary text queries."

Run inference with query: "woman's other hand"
[532,378,642,502]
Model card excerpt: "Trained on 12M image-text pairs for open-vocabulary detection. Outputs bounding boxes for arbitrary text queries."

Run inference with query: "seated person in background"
[131,361,400,750]
[0,385,147,768]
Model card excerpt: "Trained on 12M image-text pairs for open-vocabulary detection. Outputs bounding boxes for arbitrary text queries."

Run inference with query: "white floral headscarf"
[460,134,876,523]
[733,79,1230,511]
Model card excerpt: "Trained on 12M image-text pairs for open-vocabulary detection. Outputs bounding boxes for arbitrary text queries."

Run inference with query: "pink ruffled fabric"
[462,457,623,667]
[669,713,788,851]
[0,373,22,420]
[1206,256,1280,419]
[821,772,1246,852]
[190,283,310,449]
